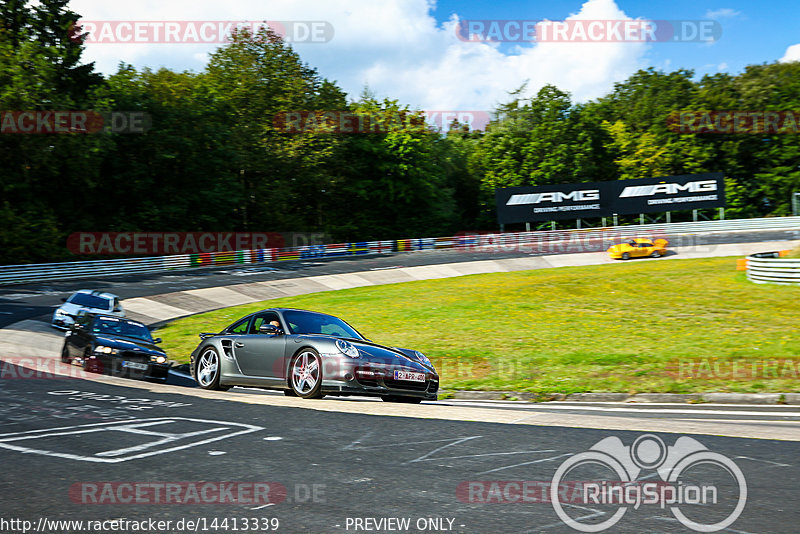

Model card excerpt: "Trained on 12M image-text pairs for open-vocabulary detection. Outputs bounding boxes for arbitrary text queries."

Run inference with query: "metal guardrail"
[2,216,800,285]
[746,252,800,285]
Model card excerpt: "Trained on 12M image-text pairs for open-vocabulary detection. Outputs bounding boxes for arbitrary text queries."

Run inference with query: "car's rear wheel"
[621,252,630,260]
[651,251,661,258]
[290,349,324,399]
[196,347,228,390]
[382,396,422,404]
[61,345,71,364]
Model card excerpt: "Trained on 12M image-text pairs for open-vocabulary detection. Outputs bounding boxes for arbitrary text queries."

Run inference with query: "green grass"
[156,257,800,395]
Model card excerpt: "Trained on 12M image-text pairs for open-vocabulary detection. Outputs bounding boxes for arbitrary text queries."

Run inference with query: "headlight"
[151,355,167,364]
[94,345,117,354]
[336,339,360,358]
[414,350,433,368]
[54,309,66,316]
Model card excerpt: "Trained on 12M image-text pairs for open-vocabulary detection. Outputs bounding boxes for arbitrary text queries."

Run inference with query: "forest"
[2,0,799,264]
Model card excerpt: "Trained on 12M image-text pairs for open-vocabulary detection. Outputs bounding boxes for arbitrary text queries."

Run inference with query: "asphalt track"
[0,374,798,533]
[1,227,799,533]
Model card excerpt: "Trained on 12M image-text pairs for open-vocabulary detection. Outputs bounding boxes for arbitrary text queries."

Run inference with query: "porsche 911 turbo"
[189,308,438,403]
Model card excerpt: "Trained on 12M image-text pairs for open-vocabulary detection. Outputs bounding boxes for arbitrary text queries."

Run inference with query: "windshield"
[92,317,153,342]
[69,293,112,310]
[282,310,363,339]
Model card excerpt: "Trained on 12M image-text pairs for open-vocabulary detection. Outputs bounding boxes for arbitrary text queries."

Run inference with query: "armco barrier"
[1,216,799,285]
[746,251,800,285]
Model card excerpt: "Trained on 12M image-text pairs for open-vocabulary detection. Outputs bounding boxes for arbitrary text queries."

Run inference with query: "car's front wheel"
[195,347,228,390]
[290,349,324,399]
[621,252,630,260]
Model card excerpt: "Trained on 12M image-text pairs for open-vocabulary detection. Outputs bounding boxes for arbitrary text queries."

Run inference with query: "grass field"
[156,256,800,395]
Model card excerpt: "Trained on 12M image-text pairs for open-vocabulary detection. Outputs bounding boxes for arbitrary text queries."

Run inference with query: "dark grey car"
[189,308,438,403]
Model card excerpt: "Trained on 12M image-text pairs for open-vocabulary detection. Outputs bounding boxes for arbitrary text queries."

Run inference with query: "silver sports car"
[189,308,439,402]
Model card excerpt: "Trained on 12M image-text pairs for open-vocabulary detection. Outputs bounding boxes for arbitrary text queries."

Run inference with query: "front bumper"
[89,354,171,381]
[319,358,439,400]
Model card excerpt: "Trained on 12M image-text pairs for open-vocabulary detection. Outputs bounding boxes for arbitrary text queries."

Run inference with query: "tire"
[650,251,661,258]
[621,252,630,260]
[290,349,324,399]
[195,347,228,391]
[382,396,423,404]
[61,344,71,364]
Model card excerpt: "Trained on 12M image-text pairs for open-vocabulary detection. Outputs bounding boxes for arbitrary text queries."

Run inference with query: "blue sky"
[71,0,800,112]
[431,0,800,78]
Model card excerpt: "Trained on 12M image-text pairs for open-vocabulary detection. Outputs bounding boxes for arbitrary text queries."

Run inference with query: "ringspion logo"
[551,434,746,532]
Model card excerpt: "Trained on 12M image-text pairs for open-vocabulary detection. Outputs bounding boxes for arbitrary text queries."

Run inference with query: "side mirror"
[258,324,281,335]
[153,338,162,344]
[114,306,123,313]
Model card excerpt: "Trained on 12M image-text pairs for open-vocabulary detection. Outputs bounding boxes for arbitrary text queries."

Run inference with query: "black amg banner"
[495,173,725,224]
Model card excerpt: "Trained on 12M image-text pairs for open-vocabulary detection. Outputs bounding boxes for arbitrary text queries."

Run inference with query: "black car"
[61,313,170,381]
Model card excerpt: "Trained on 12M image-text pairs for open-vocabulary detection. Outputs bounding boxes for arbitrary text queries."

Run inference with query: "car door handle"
[234,342,244,348]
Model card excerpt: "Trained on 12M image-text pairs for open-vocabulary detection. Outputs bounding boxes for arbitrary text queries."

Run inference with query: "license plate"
[122,361,148,371]
[394,370,425,382]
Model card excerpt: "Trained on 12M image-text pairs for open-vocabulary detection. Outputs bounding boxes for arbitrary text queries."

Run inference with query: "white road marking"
[443,401,800,417]
[410,449,557,462]
[476,453,573,475]
[0,417,262,463]
[405,436,482,464]
[733,456,791,467]
[250,503,275,510]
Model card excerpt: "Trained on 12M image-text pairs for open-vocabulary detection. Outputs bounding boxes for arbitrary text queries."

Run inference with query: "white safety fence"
[2,216,799,285]
[746,253,800,285]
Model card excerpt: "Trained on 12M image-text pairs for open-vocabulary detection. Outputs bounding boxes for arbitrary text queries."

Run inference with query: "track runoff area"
[1,225,799,533]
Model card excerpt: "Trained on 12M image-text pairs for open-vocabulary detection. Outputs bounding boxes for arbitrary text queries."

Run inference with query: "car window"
[92,317,153,341]
[282,310,363,339]
[641,242,653,247]
[250,313,281,334]
[69,293,112,310]
[227,317,251,334]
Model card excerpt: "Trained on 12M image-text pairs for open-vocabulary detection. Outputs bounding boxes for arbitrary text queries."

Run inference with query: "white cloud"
[780,43,800,63]
[71,0,649,110]
[704,8,741,19]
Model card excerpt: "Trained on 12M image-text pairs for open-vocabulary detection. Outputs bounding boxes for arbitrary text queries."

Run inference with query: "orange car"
[607,238,669,260]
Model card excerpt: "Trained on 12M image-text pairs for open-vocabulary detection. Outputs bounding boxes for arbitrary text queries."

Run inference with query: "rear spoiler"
[199,332,218,340]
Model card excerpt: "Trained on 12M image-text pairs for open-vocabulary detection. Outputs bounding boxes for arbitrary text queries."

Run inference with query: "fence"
[746,251,800,285]
[2,216,799,285]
